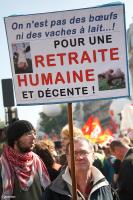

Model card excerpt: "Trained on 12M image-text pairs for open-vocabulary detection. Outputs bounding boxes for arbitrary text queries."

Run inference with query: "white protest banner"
[4,3,130,105]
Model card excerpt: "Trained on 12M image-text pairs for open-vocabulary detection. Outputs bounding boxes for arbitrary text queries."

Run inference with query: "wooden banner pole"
[67,103,77,200]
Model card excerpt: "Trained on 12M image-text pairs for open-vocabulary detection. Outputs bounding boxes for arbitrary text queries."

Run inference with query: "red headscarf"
[0,144,50,197]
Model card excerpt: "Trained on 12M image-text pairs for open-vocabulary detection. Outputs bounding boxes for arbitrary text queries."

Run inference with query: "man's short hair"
[66,137,94,155]
[110,140,126,152]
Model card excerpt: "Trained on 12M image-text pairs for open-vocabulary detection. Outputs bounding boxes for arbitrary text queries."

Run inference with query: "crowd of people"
[0,119,133,200]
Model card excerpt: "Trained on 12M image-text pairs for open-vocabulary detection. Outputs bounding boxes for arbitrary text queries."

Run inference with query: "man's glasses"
[70,150,93,158]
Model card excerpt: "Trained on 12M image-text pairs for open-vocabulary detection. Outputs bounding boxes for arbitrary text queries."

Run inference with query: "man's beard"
[16,141,32,153]
[18,146,31,153]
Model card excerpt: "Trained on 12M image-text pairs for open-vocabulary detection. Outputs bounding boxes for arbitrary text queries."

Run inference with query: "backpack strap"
[93,177,120,200]
[110,186,120,200]
[93,177,106,187]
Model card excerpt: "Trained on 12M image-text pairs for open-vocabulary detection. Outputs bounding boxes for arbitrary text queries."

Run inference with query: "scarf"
[0,144,50,197]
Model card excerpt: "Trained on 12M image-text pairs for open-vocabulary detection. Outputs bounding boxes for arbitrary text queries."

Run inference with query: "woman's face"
[60,134,70,153]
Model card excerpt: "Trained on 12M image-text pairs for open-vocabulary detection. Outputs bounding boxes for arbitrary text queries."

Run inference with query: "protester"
[35,139,58,159]
[60,124,84,165]
[120,135,131,146]
[112,158,121,189]
[34,140,62,181]
[110,139,133,200]
[0,120,50,200]
[90,142,116,185]
[102,144,117,185]
[41,137,113,200]
[60,124,84,152]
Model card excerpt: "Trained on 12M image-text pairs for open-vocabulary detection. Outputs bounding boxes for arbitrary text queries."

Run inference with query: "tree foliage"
[39,105,68,134]
[0,120,5,129]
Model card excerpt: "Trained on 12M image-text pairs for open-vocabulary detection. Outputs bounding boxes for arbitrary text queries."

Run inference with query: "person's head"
[35,139,57,157]
[60,124,84,153]
[120,136,131,146]
[6,120,36,153]
[34,141,54,168]
[66,137,95,173]
[110,140,130,160]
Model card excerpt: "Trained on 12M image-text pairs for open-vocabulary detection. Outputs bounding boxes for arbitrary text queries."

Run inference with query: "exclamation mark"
[92,86,95,93]
[112,23,115,30]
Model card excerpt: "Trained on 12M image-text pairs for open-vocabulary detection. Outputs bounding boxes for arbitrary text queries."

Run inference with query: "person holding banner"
[41,137,113,200]
[0,120,50,200]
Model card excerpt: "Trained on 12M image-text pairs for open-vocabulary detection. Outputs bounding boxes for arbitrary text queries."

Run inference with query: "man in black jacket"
[110,139,133,200]
[41,137,113,200]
